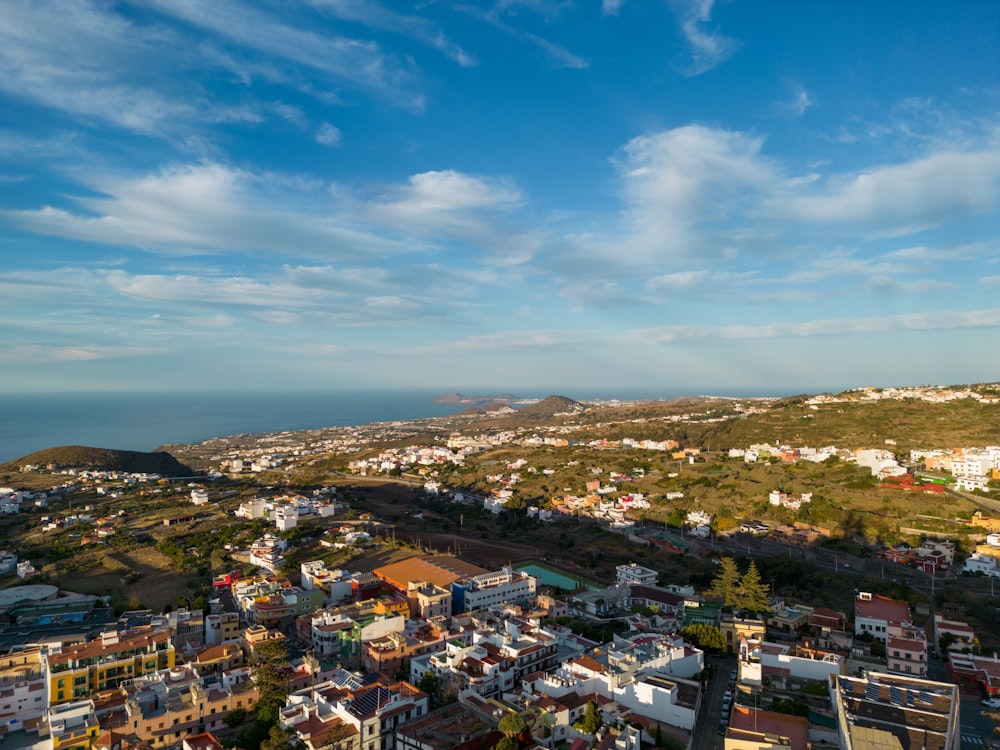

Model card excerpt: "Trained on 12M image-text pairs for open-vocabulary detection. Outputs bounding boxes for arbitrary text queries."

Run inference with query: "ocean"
[0,391,467,464]
[0,386,793,464]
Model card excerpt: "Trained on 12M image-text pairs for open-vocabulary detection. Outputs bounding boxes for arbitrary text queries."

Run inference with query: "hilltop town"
[1,384,1000,750]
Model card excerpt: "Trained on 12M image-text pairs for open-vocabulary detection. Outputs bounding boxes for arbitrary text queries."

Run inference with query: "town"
[0,385,999,750]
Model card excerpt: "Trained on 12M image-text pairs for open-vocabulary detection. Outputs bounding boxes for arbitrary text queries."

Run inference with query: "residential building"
[737,637,844,687]
[406,581,452,620]
[615,563,658,587]
[44,629,176,706]
[121,664,258,746]
[854,592,913,642]
[830,672,959,750]
[724,706,809,750]
[204,613,241,647]
[0,645,47,725]
[394,702,501,750]
[300,561,355,605]
[452,568,537,613]
[42,698,100,750]
[282,677,429,750]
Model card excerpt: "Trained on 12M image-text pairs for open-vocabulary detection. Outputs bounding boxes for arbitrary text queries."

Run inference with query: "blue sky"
[1,0,999,395]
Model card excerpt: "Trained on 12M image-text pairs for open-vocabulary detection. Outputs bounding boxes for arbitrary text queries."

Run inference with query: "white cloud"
[316,122,343,147]
[609,125,776,260]
[411,329,572,354]
[668,0,740,76]
[774,83,814,119]
[0,342,164,363]
[5,163,401,259]
[637,308,1000,342]
[144,0,424,109]
[0,1,277,136]
[602,0,627,15]
[782,147,1000,235]
[306,0,476,67]
[881,242,990,262]
[981,276,1000,288]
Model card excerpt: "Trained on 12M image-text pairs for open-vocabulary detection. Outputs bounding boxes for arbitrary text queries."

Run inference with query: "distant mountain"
[433,392,519,405]
[4,446,194,477]
[514,395,582,418]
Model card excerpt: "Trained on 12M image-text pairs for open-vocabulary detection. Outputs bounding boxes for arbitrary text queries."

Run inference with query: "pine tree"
[737,560,770,613]
[709,557,741,607]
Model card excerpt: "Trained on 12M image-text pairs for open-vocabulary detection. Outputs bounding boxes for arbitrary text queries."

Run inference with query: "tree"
[260,725,305,750]
[224,707,247,729]
[252,639,291,727]
[736,561,770,613]
[681,623,725,652]
[576,700,602,735]
[498,712,527,739]
[417,671,440,704]
[493,738,519,750]
[709,557,741,607]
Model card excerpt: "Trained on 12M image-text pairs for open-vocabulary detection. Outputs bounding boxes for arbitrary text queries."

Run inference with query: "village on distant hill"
[1,383,1000,750]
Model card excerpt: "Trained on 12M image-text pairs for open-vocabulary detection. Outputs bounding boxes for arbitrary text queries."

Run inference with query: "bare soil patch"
[395,530,542,569]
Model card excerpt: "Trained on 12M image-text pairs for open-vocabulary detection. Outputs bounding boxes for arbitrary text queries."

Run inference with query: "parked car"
[982,697,1000,708]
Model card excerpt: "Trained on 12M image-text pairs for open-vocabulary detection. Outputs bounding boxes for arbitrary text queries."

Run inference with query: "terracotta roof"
[570,655,607,674]
[729,706,809,750]
[856,594,911,625]
[375,555,489,590]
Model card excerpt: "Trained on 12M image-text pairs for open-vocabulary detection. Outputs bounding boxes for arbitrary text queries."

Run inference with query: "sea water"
[0,390,464,463]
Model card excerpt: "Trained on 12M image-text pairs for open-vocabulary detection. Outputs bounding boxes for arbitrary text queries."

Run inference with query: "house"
[829,672,959,750]
[615,563,658,587]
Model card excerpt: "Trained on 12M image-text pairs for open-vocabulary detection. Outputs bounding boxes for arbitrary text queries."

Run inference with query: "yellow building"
[45,699,101,750]
[720,614,766,655]
[45,629,175,705]
[970,511,1000,533]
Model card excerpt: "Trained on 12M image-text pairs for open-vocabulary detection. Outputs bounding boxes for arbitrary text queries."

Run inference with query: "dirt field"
[62,546,191,612]
[394,530,543,568]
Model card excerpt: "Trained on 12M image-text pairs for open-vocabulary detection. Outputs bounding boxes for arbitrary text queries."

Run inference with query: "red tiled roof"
[855,594,911,624]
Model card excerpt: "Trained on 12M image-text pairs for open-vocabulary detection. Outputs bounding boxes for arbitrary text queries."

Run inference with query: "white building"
[272,504,299,531]
[453,568,536,612]
[616,563,659,586]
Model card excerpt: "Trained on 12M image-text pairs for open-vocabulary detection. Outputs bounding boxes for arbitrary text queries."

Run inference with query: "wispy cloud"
[5,163,401,259]
[0,342,165,363]
[637,308,1000,342]
[781,147,1000,235]
[306,0,477,67]
[602,0,627,16]
[773,83,814,119]
[316,122,342,147]
[144,0,424,110]
[461,4,589,69]
[668,0,740,76]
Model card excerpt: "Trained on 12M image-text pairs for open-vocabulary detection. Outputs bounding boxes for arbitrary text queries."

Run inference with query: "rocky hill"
[3,446,194,477]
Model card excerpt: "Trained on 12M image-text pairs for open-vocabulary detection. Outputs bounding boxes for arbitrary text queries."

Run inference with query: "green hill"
[3,446,194,477]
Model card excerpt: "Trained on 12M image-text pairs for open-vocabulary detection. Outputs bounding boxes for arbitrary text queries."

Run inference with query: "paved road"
[960,694,1000,750]
[693,655,735,750]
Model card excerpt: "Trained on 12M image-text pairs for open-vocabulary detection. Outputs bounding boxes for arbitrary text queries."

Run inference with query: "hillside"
[3,446,194,477]
[570,397,1000,453]
[513,395,583,419]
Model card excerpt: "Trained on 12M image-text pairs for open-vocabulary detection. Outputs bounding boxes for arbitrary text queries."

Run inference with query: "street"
[693,655,735,750]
